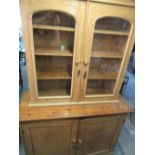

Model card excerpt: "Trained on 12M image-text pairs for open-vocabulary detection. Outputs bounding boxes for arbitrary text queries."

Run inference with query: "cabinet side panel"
[20,0,37,102]
[20,124,34,155]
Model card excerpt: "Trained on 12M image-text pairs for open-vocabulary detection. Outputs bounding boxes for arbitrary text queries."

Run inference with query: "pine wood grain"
[94,29,129,36]
[19,92,132,122]
[37,70,71,80]
[35,46,73,56]
[88,71,117,80]
[92,51,123,59]
[33,24,75,32]
[89,0,135,7]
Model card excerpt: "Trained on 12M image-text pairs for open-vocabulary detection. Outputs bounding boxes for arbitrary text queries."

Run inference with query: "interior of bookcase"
[86,58,121,95]
[35,56,72,97]
[35,56,72,79]
[88,58,121,79]
[86,80,116,95]
[92,34,128,56]
[95,17,131,32]
[33,29,74,56]
[32,10,75,97]
[37,80,71,96]
[33,11,75,27]
[32,11,131,97]
[92,17,130,57]
[86,17,131,95]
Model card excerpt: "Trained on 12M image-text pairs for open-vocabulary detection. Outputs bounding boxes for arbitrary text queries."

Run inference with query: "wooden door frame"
[80,2,135,101]
[20,0,86,105]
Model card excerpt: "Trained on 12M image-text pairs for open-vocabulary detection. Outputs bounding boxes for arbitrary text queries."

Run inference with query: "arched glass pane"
[86,17,131,96]
[95,17,131,32]
[33,11,75,27]
[32,11,75,97]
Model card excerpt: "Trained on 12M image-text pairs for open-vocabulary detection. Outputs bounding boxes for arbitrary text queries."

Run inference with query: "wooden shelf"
[92,51,123,58]
[33,24,75,32]
[88,72,117,80]
[37,70,71,80]
[35,47,73,57]
[94,29,129,36]
[86,87,112,95]
[38,88,70,97]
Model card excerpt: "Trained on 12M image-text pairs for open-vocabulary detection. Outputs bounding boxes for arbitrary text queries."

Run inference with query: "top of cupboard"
[83,0,134,7]
[20,92,132,122]
[20,0,135,7]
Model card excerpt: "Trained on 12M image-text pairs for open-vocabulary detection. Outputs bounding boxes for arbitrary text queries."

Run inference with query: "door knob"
[76,61,81,65]
[77,70,80,77]
[83,61,89,66]
[83,71,87,79]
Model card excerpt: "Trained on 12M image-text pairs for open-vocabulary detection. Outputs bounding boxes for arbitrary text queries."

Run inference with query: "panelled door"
[21,116,125,155]
[81,2,135,101]
[20,0,86,104]
[77,116,123,155]
[21,120,78,155]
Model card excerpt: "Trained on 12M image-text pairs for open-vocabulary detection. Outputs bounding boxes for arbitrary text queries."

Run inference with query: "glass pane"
[32,11,75,97]
[95,17,131,32]
[92,34,128,54]
[36,56,72,96]
[86,80,115,95]
[88,58,121,78]
[86,58,121,95]
[86,17,130,96]
[33,11,75,27]
[37,80,71,96]
[33,29,74,55]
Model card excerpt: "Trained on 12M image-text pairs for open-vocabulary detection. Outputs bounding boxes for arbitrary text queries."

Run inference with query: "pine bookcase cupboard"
[20,0,135,106]
[19,0,134,155]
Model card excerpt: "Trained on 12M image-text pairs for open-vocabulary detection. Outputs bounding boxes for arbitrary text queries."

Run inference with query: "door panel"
[21,120,78,155]
[20,0,86,103]
[81,2,134,101]
[77,116,122,155]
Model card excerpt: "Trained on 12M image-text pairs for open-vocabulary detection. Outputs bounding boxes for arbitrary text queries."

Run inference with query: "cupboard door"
[77,116,124,155]
[20,0,86,104]
[81,2,134,101]
[21,120,78,155]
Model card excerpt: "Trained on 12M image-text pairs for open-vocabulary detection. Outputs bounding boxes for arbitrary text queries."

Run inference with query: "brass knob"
[83,61,89,66]
[83,71,87,79]
[77,70,80,77]
[76,61,81,65]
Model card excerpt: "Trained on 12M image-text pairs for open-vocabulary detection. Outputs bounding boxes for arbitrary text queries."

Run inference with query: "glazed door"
[81,2,134,101]
[77,116,123,155]
[20,0,86,104]
[21,120,78,155]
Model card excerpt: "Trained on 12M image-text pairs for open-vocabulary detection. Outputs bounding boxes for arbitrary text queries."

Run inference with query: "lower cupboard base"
[20,92,132,155]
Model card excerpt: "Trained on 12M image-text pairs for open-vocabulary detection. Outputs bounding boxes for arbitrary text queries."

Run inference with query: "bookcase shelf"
[94,29,129,36]
[37,70,71,80]
[88,71,117,80]
[92,51,123,58]
[33,24,75,32]
[35,47,73,57]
